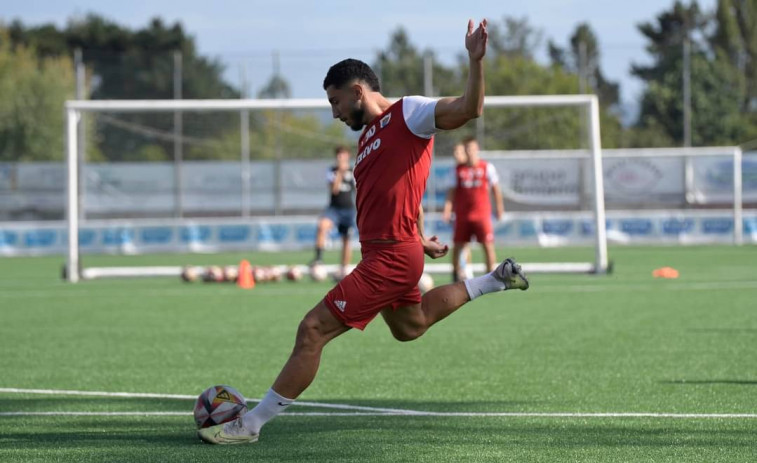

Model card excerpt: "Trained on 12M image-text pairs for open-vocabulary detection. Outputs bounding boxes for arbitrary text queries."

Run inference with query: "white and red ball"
[286,266,303,281]
[193,385,248,429]
[223,265,239,283]
[181,266,202,283]
[418,272,434,294]
[309,264,328,282]
[203,266,225,283]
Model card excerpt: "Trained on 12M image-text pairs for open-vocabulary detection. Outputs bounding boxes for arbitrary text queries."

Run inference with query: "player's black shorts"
[321,207,355,236]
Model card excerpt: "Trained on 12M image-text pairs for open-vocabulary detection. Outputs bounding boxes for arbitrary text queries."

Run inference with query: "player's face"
[453,144,467,165]
[336,150,350,169]
[465,141,480,164]
[326,84,365,131]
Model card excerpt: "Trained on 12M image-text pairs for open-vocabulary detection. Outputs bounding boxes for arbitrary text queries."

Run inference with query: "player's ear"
[351,82,364,100]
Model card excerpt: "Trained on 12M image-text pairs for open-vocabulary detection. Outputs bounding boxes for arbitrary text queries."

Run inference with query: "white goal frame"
[64,95,608,282]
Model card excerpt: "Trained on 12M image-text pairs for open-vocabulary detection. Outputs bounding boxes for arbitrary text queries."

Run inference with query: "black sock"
[315,247,323,261]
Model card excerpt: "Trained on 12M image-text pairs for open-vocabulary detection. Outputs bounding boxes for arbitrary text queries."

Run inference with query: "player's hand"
[422,235,449,259]
[465,19,488,61]
[442,210,451,223]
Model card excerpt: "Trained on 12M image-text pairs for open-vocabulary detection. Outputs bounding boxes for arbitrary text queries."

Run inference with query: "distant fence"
[1,210,755,256]
[1,149,755,220]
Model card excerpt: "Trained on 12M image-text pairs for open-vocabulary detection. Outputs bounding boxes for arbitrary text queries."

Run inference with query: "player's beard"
[349,106,365,131]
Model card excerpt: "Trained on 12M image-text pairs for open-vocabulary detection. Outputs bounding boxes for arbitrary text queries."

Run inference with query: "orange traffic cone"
[652,267,679,279]
[237,260,255,289]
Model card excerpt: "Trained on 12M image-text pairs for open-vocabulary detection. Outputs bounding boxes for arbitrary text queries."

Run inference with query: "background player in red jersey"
[199,18,529,445]
[442,136,505,281]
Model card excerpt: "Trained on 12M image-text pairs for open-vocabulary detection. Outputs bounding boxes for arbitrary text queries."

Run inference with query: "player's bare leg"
[382,283,470,341]
[199,301,349,444]
[382,258,529,342]
[270,301,349,399]
[312,218,333,265]
[482,241,497,272]
[340,233,351,277]
[451,243,466,282]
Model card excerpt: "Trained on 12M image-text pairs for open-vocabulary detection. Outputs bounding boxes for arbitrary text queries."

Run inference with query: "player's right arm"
[330,169,344,195]
[434,19,488,131]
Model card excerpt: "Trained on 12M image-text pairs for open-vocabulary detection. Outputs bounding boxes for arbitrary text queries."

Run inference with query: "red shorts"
[324,240,424,330]
[454,217,494,244]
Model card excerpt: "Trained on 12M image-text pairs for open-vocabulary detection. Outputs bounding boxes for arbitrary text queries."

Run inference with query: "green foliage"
[549,23,620,108]
[184,111,351,160]
[0,31,74,162]
[373,27,460,97]
[482,55,584,150]
[375,18,626,152]
[633,0,757,146]
[7,14,241,162]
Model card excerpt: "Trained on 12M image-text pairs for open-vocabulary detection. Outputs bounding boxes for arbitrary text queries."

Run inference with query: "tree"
[711,0,757,140]
[549,23,620,108]
[632,1,751,146]
[257,75,291,99]
[8,14,241,162]
[487,16,543,59]
[0,29,74,161]
[373,27,460,98]
[481,17,623,149]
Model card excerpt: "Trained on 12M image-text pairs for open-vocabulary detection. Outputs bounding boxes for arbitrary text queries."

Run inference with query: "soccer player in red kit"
[443,136,505,281]
[199,19,529,445]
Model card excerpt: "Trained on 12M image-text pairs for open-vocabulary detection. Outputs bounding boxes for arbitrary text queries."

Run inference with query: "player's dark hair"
[323,59,380,92]
[334,145,349,155]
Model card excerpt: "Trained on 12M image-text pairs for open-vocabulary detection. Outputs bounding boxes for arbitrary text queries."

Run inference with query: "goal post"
[64,95,609,282]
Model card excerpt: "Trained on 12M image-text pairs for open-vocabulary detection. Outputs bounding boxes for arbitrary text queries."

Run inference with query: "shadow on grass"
[688,328,757,334]
[1,414,757,462]
[0,396,194,413]
[2,397,757,462]
[661,379,757,386]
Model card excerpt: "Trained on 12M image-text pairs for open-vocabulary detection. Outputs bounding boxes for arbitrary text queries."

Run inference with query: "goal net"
[63,95,608,282]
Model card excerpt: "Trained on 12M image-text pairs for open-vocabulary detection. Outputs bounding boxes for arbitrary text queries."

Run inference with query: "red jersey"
[453,160,499,221]
[353,96,437,242]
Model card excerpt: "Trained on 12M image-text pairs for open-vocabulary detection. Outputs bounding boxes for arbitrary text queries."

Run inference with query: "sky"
[2,0,718,115]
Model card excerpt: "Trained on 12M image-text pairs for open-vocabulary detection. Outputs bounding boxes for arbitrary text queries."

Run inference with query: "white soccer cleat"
[494,258,529,291]
[197,417,259,445]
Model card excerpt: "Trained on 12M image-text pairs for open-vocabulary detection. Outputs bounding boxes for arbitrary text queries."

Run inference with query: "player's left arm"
[417,206,449,259]
[434,19,487,131]
[487,163,504,220]
[492,184,504,221]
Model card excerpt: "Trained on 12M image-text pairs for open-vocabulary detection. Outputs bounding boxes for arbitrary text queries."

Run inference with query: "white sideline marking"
[1,388,756,419]
[0,388,420,415]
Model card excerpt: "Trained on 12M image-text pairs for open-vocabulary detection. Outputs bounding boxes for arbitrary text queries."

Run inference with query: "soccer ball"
[418,273,434,294]
[193,385,248,429]
[203,266,225,283]
[309,264,328,282]
[223,265,239,282]
[181,266,201,283]
[286,265,303,281]
[269,266,283,282]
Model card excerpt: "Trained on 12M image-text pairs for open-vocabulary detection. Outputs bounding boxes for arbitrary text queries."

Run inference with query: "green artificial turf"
[1,245,756,462]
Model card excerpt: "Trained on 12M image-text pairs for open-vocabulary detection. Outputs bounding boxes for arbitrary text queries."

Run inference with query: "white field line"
[1,388,756,419]
[0,388,421,415]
